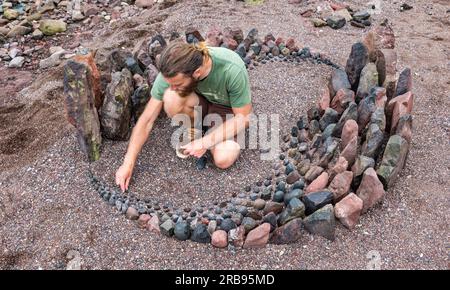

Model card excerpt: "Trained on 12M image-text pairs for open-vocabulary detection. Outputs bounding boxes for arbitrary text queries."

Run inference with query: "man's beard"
[176,77,199,98]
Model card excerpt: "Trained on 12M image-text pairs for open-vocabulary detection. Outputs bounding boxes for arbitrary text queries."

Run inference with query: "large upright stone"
[376,135,409,189]
[395,67,412,97]
[63,60,102,161]
[386,91,414,133]
[356,168,385,212]
[303,190,334,215]
[270,218,303,244]
[361,124,384,159]
[101,69,133,140]
[345,42,369,90]
[375,49,397,86]
[334,193,363,229]
[328,69,351,97]
[356,63,379,102]
[72,52,103,110]
[303,204,336,241]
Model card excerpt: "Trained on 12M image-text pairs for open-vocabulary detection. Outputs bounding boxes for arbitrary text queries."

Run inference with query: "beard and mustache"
[175,77,199,98]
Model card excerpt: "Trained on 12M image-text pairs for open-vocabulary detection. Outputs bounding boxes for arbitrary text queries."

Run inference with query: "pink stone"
[330,2,349,11]
[275,37,284,47]
[388,91,413,132]
[206,27,223,47]
[147,215,160,234]
[387,91,414,118]
[391,102,409,132]
[340,136,358,166]
[286,37,297,51]
[305,172,329,194]
[329,171,353,201]
[318,87,330,115]
[331,156,349,176]
[356,168,386,213]
[137,214,151,229]
[211,230,228,248]
[243,223,271,249]
[330,88,355,114]
[334,192,363,229]
[222,37,238,50]
[341,119,358,150]
[376,49,397,87]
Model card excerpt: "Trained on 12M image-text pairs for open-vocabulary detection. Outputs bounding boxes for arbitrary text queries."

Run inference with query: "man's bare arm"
[116,97,163,191]
[123,97,163,167]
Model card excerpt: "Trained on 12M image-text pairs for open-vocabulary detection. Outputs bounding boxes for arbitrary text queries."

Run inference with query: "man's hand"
[115,163,133,192]
[180,138,208,158]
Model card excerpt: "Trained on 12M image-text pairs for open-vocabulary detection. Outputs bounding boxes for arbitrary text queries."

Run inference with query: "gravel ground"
[0,0,449,269]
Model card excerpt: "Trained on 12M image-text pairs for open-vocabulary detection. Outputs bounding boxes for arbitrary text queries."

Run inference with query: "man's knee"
[212,141,240,169]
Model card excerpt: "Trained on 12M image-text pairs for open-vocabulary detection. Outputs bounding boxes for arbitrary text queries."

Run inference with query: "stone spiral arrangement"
[66,22,413,249]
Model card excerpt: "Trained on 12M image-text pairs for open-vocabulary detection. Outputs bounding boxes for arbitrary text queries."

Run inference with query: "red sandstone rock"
[211,230,228,248]
[334,192,363,229]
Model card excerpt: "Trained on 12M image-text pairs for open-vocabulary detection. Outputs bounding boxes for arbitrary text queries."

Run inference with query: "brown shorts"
[196,93,234,129]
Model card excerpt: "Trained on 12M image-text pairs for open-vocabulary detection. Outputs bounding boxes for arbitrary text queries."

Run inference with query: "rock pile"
[85,21,413,248]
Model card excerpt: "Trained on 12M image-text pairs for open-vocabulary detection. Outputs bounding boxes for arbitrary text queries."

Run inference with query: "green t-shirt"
[150,46,251,108]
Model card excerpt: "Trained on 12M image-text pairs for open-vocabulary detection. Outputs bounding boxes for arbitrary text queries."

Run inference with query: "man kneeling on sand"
[115,41,253,192]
